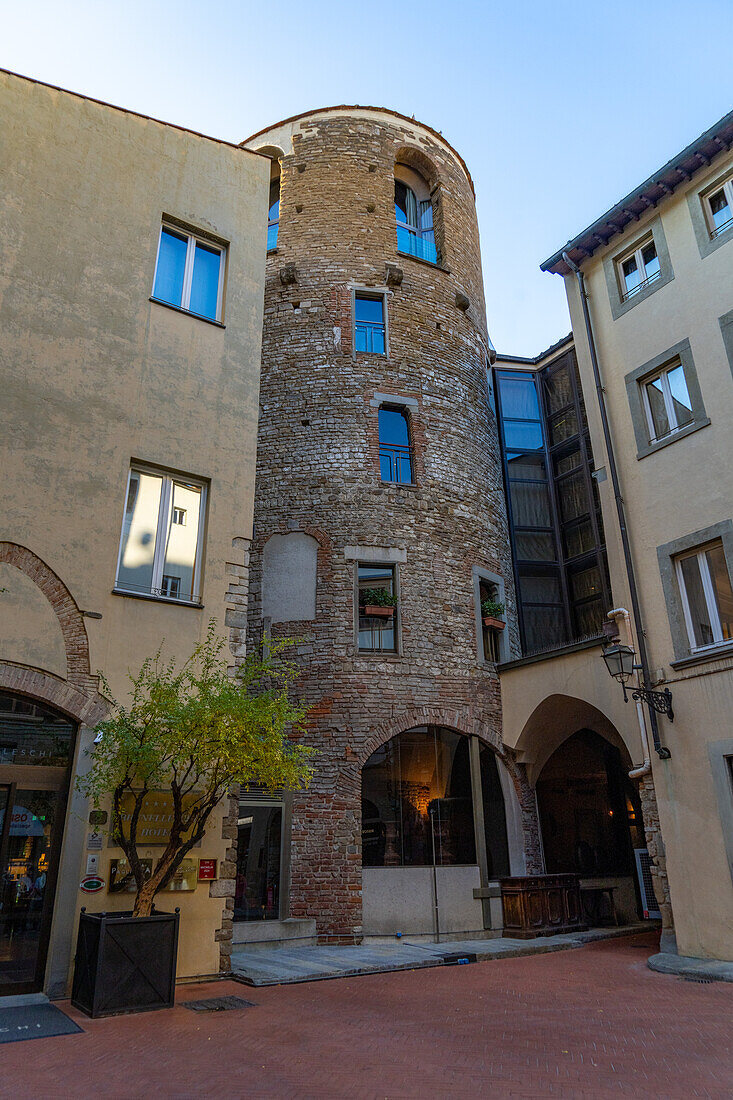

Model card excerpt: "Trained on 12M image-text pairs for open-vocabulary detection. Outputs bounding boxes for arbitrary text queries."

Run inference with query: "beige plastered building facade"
[524,110,733,963]
[0,70,269,996]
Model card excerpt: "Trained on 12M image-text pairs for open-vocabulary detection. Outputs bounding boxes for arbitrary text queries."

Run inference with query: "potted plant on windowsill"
[481,599,506,631]
[360,588,398,618]
[72,621,313,1018]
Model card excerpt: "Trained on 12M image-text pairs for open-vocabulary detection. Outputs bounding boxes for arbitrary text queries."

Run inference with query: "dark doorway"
[536,729,643,877]
[0,693,76,996]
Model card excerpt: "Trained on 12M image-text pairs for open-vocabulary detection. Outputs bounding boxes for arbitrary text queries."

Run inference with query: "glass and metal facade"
[495,346,611,656]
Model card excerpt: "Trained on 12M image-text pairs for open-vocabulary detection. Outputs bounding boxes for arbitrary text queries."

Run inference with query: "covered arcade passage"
[361,725,520,937]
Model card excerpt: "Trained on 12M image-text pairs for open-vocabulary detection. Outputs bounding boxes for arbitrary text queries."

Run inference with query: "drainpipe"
[562,252,670,759]
[607,607,651,778]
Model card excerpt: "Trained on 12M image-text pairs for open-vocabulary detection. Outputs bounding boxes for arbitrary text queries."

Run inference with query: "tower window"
[268,178,280,251]
[378,406,413,484]
[355,294,386,355]
[358,564,398,652]
[395,165,437,265]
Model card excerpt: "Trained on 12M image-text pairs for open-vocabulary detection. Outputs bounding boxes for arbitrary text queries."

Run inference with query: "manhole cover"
[184,995,256,1012]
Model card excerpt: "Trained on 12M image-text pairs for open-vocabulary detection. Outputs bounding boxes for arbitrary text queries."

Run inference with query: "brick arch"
[0,542,93,690]
[0,665,108,728]
[358,705,502,767]
[394,144,441,192]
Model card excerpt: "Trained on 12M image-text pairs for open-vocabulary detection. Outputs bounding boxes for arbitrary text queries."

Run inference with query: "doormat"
[0,1003,83,1044]
[183,995,256,1012]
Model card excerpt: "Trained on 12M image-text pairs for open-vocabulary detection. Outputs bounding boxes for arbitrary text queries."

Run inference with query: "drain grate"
[678,976,714,984]
[184,995,257,1012]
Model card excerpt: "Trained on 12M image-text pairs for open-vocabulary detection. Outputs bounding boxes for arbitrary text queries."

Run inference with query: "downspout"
[607,607,651,778]
[562,251,670,759]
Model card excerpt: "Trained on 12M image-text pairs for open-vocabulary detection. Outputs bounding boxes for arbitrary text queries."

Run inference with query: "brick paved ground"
[3,932,731,1099]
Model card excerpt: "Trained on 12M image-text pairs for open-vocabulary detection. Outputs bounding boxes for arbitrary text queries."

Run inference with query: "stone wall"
[246,109,532,938]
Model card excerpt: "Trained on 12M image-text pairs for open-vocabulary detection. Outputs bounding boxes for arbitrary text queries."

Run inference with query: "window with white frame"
[641,359,694,443]
[616,237,661,301]
[703,174,733,239]
[115,465,207,603]
[675,541,733,652]
[152,223,226,322]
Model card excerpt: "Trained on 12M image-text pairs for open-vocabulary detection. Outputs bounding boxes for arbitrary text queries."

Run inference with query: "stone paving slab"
[648,950,733,983]
[231,922,653,986]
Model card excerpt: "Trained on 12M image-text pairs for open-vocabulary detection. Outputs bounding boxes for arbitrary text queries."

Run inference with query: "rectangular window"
[641,360,694,443]
[479,579,504,662]
[704,175,733,239]
[152,223,225,322]
[676,541,733,652]
[355,294,386,355]
[358,564,397,652]
[617,238,660,301]
[172,507,186,526]
[115,465,206,604]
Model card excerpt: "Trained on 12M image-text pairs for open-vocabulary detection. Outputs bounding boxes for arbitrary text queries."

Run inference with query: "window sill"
[355,651,402,661]
[112,588,204,609]
[150,297,226,329]
[636,417,710,460]
[267,247,278,256]
[380,480,419,491]
[397,250,451,275]
[670,641,733,670]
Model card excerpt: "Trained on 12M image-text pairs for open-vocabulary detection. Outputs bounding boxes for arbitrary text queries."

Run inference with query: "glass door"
[0,693,75,996]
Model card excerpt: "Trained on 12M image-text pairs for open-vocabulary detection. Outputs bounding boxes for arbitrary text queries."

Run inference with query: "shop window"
[152,222,226,322]
[362,727,475,866]
[378,405,413,484]
[358,564,397,652]
[354,294,386,354]
[115,464,206,604]
[395,164,437,264]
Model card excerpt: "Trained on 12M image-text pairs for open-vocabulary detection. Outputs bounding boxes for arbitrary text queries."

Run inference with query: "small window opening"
[378,405,413,484]
[355,294,386,354]
[395,165,437,264]
[479,579,505,662]
[358,564,397,652]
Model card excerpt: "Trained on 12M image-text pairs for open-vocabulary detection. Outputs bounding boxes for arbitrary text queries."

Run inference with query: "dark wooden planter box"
[71,907,180,1018]
[500,875,587,939]
[482,616,505,630]
[363,605,395,618]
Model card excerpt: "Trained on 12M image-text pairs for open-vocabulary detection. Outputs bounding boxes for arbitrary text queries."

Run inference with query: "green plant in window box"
[481,599,505,630]
[360,587,398,618]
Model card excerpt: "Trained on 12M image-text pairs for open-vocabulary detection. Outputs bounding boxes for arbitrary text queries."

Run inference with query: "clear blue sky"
[2,0,732,354]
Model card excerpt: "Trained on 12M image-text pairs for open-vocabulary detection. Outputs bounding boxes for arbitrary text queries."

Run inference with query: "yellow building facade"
[528,109,733,963]
[0,69,269,997]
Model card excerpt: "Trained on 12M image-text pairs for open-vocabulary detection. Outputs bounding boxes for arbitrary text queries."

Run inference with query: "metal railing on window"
[711,214,733,239]
[396,225,437,265]
[355,320,385,354]
[621,269,661,302]
[379,442,413,484]
[116,580,201,604]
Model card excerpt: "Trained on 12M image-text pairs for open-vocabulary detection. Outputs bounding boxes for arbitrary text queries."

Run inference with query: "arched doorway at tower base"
[360,724,523,938]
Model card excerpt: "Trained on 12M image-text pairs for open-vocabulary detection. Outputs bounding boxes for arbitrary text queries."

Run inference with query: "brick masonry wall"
[246,110,541,939]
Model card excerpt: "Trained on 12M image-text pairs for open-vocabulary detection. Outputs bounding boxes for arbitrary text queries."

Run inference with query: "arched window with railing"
[395,164,437,264]
[378,404,413,484]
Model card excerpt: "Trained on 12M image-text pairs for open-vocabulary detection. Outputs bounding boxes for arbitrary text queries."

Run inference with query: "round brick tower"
[240,107,541,942]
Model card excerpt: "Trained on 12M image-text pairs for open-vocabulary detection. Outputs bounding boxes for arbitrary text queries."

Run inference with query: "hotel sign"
[113,791,199,847]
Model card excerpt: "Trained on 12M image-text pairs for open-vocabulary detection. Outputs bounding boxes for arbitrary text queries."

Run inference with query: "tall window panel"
[116,465,206,603]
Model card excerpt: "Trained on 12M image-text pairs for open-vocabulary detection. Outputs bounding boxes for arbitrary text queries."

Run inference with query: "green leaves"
[359,587,398,607]
[77,621,314,911]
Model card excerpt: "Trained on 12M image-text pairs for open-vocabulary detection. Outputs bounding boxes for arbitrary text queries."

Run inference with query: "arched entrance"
[360,725,512,936]
[0,691,77,995]
[536,729,645,923]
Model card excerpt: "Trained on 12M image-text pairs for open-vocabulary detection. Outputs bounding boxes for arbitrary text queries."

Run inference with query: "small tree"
[78,622,313,917]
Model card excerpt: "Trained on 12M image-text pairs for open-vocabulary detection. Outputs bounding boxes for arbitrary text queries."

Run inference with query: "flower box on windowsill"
[483,616,505,630]
[363,605,395,619]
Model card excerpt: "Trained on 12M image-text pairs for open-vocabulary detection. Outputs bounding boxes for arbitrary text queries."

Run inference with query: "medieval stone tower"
[240,107,541,943]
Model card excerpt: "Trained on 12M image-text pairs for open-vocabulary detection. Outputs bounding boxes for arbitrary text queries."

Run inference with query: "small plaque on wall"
[163,858,197,893]
[198,859,218,881]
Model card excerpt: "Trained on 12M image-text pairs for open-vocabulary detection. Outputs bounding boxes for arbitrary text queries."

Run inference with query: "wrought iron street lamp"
[601,640,674,720]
